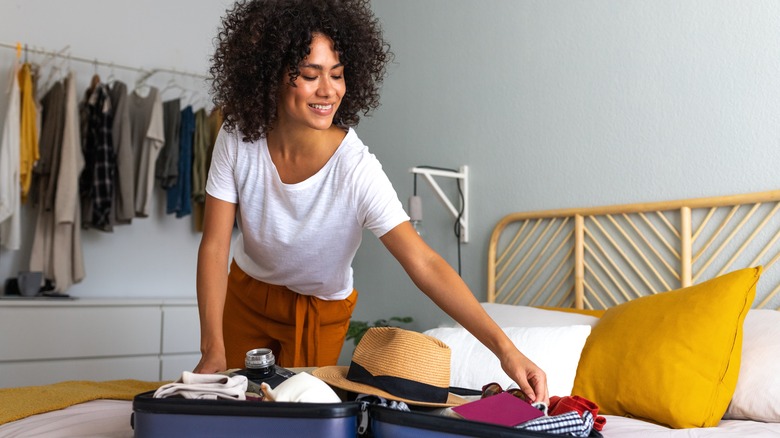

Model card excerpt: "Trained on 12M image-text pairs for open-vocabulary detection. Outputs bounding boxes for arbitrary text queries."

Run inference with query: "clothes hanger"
[133,69,155,97]
[160,77,195,103]
[38,48,70,95]
[87,59,101,94]
[191,91,212,111]
[105,62,117,86]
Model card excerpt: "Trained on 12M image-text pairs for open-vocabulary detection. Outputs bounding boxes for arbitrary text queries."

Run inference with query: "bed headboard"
[487,190,780,310]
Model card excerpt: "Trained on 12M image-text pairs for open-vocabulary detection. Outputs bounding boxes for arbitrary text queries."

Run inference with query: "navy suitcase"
[367,405,561,438]
[132,391,360,438]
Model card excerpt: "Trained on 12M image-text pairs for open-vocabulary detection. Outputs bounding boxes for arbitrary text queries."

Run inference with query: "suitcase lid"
[133,391,360,419]
[368,405,558,438]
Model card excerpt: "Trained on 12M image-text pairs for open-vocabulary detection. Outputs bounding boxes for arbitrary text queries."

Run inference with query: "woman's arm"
[379,221,549,404]
[193,194,237,374]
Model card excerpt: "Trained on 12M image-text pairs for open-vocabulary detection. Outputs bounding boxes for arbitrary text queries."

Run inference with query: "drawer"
[161,306,200,354]
[0,306,161,361]
[0,356,161,388]
[161,353,201,380]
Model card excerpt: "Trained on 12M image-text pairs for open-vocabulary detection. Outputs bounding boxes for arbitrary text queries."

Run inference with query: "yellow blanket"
[0,379,166,425]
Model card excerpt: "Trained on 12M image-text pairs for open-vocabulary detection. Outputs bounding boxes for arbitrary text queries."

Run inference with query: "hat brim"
[312,366,468,408]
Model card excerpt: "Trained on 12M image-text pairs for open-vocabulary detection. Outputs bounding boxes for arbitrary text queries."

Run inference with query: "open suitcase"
[131,391,360,438]
[133,393,589,438]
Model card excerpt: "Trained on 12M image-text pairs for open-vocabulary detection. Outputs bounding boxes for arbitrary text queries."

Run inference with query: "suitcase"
[132,391,360,437]
[366,405,560,438]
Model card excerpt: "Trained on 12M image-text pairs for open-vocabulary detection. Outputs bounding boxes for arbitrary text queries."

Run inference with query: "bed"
[2,189,780,437]
[427,189,780,437]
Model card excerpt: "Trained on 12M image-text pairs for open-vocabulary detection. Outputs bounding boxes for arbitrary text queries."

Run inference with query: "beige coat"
[29,72,85,293]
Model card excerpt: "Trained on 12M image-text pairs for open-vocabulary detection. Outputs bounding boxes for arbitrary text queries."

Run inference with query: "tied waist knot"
[293,291,321,367]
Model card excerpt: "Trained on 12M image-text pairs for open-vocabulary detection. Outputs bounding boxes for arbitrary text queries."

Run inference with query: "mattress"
[3,401,780,438]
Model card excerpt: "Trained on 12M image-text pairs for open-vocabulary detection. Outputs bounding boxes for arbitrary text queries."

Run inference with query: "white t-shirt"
[206,127,409,300]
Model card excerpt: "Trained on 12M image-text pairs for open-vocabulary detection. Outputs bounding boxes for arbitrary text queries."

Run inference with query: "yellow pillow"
[571,267,760,429]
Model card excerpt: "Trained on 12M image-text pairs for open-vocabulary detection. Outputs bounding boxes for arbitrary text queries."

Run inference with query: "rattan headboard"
[488,190,780,310]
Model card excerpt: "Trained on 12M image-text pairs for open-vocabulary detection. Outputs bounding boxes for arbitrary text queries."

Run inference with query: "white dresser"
[0,298,200,388]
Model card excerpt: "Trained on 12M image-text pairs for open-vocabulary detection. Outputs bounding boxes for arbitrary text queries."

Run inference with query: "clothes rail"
[0,41,208,83]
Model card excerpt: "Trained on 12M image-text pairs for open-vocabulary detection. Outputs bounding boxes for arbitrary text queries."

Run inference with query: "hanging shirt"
[80,83,115,230]
[27,80,65,283]
[109,81,135,224]
[193,107,223,231]
[18,63,39,203]
[129,87,164,217]
[191,107,209,204]
[54,72,86,291]
[166,105,194,218]
[35,82,66,214]
[156,98,181,189]
[0,64,21,250]
[205,107,223,174]
[30,72,86,293]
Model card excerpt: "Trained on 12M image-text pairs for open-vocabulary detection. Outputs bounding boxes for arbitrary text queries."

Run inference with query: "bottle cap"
[245,348,275,369]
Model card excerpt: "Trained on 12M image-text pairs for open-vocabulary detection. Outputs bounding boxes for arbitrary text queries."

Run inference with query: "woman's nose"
[317,77,334,97]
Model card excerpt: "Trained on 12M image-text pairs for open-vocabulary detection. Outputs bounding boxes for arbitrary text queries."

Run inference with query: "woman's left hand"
[380,222,551,405]
[500,349,549,405]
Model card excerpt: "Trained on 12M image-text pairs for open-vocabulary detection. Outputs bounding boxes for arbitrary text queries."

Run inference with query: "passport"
[451,392,545,427]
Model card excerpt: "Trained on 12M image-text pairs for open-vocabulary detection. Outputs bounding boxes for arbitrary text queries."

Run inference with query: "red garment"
[549,395,606,431]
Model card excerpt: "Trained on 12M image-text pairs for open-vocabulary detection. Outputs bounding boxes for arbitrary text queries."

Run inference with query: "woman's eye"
[331,75,343,80]
[300,75,317,81]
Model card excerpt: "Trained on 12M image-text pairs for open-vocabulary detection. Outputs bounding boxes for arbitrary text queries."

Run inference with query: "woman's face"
[277,33,346,132]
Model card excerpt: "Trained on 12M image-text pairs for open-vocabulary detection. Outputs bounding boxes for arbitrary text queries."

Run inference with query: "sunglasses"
[481,382,530,403]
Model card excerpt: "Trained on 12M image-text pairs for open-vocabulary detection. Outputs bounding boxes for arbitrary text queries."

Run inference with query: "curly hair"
[210,0,392,142]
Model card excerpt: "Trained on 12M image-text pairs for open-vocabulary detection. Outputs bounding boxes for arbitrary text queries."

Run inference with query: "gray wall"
[1,1,779,346]
[351,0,780,335]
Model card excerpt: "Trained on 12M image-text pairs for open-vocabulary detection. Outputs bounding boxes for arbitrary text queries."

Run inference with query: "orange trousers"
[223,261,358,369]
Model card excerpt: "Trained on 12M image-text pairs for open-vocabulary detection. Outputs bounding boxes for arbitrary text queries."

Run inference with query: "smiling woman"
[271,34,346,136]
[269,33,348,184]
[195,0,407,375]
[193,0,551,404]
[209,0,388,143]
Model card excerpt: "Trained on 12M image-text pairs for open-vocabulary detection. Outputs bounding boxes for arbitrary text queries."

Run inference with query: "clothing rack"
[0,41,208,86]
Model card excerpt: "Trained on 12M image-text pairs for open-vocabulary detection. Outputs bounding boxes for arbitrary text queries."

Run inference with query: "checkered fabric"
[518,410,595,437]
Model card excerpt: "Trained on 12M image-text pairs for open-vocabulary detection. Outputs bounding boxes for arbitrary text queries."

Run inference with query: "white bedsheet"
[0,400,133,438]
[2,401,779,437]
[602,415,780,437]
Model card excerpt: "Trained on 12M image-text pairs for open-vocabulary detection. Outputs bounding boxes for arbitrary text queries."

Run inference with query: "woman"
[194,0,549,403]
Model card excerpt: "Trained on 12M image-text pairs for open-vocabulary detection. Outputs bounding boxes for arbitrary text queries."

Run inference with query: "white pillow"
[423,325,592,397]
[464,303,599,328]
[723,309,780,422]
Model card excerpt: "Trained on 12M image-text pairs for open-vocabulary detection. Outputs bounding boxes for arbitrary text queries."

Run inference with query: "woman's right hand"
[193,353,227,374]
[193,195,237,375]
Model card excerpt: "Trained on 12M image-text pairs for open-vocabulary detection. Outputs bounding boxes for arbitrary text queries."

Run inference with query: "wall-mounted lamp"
[408,166,469,243]
[408,194,425,237]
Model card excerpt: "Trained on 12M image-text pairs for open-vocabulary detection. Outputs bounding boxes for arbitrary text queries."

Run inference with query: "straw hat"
[313,327,467,407]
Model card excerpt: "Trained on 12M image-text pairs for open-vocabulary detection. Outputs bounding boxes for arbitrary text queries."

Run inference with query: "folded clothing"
[519,410,596,437]
[260,372,341,403]
[154,372,248,401]
[549,395,606,431]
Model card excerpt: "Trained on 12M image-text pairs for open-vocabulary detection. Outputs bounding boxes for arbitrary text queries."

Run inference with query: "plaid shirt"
[81,83,115,230]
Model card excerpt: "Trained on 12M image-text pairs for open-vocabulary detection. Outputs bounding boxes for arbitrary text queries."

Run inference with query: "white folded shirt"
[154,371,249,400]
[261,372,341,403]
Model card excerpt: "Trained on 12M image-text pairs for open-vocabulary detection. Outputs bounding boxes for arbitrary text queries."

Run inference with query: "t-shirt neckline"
[263,127,353,190]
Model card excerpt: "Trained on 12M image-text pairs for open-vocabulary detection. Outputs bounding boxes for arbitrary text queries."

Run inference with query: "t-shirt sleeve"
[353,153,410,238]
[205,127,239,204]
